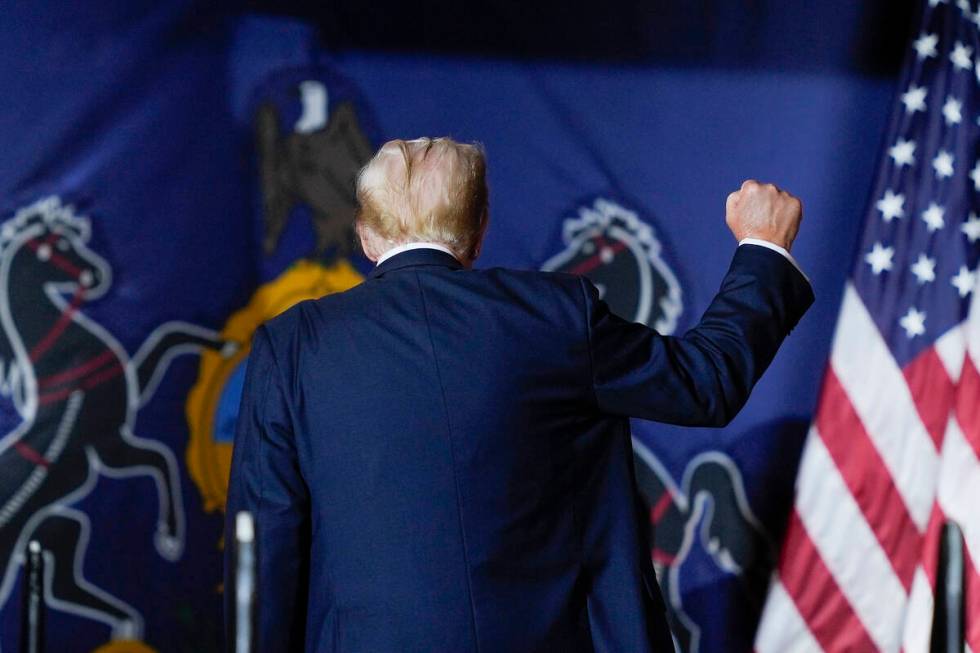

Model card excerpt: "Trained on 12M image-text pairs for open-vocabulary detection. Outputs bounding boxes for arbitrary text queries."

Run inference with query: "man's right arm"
[584,181,814,426]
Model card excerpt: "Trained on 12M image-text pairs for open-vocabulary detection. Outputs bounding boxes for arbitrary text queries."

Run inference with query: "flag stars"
[971,161,980,191]
[889,139,916,167]
[910,253,937,284]
[902,85,928,113]
[951,266,976,297]
[950,41,973,70]
[933,149,954,179]
[900,307,927,338]
[876,190,906,222]
[921,202,946,231]
[865,242,895,275]
[942,96,963,125]
[914,33,939,59]
[963,213,980,242]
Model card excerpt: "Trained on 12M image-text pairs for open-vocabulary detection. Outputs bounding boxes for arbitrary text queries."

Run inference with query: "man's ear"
[356,222,381,263]
[469,213,490,263]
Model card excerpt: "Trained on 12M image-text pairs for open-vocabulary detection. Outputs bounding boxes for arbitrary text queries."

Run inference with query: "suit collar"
[368,247,464,279]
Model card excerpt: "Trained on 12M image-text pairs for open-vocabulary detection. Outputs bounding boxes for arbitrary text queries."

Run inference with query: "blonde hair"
[355,137,488,259]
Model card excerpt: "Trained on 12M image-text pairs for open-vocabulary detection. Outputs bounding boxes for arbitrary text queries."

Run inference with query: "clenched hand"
[726,180,803,252]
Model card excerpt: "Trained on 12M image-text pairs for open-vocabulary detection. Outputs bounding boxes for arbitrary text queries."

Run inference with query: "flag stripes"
[815,370,923,592]
[777,509,878,651]
[830,286,938,531]
[757,288,980,651]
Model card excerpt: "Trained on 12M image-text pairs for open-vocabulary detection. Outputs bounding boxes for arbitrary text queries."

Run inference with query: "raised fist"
[725,180,803,252]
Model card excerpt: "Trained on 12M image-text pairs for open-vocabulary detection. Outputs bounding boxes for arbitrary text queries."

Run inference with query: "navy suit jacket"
[225,244,813,652]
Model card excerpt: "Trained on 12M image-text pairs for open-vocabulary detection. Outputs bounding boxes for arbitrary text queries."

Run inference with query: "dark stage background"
[0,2,914,651]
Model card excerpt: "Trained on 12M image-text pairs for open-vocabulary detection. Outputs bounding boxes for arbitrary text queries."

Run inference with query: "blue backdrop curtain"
[0,3,900,651]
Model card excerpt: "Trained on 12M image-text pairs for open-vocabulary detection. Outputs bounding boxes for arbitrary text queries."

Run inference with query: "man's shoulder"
[476,265,585,294]
[261,285,355,332]
[258,292,335,343]
[260,266,587,339]
[366,261,586,300]
[256,302,304,357]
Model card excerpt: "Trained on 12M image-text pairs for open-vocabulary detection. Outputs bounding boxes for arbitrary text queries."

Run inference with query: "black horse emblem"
[543,198,772,652]
[542,198,682,333]
[0,197,236,642]
[255,79,374,258]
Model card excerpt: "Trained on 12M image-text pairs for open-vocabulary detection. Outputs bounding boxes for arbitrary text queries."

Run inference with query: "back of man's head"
[355,137,488,263]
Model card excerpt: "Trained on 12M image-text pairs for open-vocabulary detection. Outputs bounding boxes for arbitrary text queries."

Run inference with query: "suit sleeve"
[224,325,310,651]
[585,244,814,426]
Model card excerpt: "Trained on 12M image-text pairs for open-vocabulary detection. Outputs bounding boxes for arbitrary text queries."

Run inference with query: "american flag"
[754,1,980,651]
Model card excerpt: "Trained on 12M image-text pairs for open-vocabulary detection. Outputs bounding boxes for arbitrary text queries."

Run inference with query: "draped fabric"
[0,5,893,651]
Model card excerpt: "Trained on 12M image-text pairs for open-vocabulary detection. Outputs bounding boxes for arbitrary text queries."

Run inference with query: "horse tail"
[132,321,238,407]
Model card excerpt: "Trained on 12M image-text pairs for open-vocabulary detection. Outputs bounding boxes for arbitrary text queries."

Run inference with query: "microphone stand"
[20,540,45,653]
[234,511,257,653]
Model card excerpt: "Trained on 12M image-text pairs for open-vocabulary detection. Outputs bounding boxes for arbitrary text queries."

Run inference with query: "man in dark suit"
[225,137,812,652]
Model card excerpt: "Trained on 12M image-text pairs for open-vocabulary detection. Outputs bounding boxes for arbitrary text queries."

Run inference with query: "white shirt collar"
[376,242,459,265]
